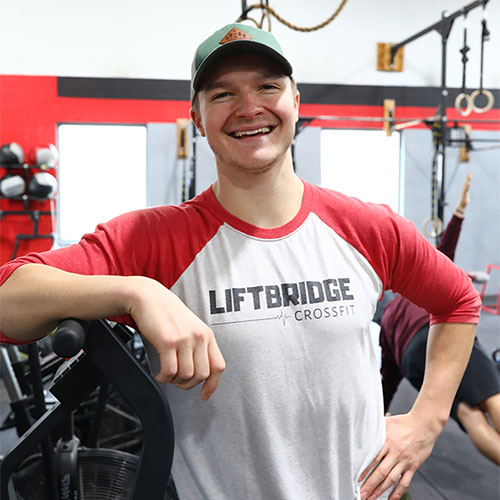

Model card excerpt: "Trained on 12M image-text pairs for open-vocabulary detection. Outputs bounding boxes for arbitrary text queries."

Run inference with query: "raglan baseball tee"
[0,180,481,500]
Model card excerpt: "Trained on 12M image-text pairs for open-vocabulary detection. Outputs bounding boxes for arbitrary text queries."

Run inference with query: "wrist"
[410,393,450,435]
[454,208,465,218]
[119,276,155,316]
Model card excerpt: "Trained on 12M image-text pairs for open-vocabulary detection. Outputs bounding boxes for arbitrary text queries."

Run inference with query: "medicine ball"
[0,143,25,165]
[28,172,58,199]
[29,143,59,168]
[0,174,26,198]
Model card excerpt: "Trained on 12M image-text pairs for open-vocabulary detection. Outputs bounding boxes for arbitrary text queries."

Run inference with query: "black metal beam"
[391,0,489,61]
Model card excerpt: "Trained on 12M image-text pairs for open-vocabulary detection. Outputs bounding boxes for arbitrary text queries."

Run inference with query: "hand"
[456,173,471,214]
[126,277,226,400]
[358,413,440,500]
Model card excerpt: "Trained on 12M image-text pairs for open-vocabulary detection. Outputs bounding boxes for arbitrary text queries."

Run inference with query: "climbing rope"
[237,0,349,32]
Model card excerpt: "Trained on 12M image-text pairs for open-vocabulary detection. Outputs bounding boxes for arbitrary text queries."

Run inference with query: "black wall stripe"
[58,77,189,101]
[298,84,499,109]
[58,77,500,109]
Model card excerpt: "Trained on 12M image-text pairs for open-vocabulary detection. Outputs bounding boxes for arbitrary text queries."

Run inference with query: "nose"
[234,92,263,119]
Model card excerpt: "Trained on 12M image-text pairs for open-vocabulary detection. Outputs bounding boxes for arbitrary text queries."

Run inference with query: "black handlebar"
[52,319,87,358]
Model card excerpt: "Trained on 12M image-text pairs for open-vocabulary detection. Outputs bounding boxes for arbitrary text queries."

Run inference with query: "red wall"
[1,75,498,265]
[0,75,191,264]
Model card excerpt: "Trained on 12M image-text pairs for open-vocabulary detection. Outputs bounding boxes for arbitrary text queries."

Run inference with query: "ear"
[190,107,206,137]
[294,90,300,123]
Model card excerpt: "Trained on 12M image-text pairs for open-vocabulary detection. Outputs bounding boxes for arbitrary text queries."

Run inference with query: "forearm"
[410,322,476,431]
[1,263,225,399]
[0,263,138,341]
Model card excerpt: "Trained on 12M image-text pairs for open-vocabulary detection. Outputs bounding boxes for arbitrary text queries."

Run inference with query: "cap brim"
[192,41,293,98]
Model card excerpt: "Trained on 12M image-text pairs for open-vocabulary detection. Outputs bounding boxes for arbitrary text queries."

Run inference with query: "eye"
[212,92,231,101]
[260,83,279,91]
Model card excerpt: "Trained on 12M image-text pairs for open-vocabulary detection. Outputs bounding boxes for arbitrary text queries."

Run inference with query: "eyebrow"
[203,72,287,93]
[204,80,232,93]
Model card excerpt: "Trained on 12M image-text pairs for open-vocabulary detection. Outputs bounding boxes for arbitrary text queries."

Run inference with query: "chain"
[237,0,349,32]
[431,127,440,221]
[426,121,444,239]
[479,12,490,92]
[459,14,470,92]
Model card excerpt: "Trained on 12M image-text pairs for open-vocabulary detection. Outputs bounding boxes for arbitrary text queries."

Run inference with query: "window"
[57,124,147,245]
[320,129,402,213]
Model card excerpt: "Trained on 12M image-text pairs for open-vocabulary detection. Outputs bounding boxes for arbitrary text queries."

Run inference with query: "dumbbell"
[0,143,25,165]
[29,143,59,168]
[27,172,58,199]
[0,174,26,198]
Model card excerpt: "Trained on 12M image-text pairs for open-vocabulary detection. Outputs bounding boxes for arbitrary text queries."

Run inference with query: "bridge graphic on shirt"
[211,309,293,327]
[210,304,356,326]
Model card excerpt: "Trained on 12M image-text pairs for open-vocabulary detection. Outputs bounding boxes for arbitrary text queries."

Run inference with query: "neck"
[212,154,304,228]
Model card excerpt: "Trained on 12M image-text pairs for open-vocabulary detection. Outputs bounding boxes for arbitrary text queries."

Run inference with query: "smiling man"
[0,23,481,500]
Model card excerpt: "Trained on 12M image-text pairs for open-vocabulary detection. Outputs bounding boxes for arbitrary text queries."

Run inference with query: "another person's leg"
[479,392,500,433]
[456,400,500,465]
[451,339,500,465]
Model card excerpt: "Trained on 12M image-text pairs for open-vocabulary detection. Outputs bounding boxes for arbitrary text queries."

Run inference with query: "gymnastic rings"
[470,88,495,114]
[454,92,473,116]
[422,216,443,239]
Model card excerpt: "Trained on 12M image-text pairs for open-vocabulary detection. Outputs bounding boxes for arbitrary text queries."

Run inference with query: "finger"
[365,462,404,500]
[200,339,226,400]
[359,446,386,483]
[174,339,210,390]
[360,455,399,499]
[388,471,414,500]
[171,342,195,385]
[156,345,178,384]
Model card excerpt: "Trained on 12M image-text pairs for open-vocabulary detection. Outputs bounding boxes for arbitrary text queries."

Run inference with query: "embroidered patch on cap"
[219,27,253,44]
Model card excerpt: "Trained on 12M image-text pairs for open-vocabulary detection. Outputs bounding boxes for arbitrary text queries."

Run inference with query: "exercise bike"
[0,319,177,499]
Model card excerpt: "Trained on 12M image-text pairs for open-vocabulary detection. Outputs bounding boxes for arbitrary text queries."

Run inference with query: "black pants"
[401,325,500,430]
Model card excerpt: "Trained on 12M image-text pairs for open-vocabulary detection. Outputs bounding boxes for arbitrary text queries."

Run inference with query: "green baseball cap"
[190,23,293,103]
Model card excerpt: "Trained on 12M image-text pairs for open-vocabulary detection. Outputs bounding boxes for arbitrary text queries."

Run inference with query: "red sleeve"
[0,197,223,289]
[0,210,162,290]
[0,210,162,343]
[312,185,481,326]
[0,192,223,344]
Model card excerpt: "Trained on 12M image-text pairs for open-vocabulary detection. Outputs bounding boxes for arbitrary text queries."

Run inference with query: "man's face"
[191,52,300,176]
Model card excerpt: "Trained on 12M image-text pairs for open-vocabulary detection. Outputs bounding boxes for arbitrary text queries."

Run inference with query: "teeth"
[233,127,271,138]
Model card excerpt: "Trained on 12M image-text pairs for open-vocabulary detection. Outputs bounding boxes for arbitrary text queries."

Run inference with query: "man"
[0,23,480,500]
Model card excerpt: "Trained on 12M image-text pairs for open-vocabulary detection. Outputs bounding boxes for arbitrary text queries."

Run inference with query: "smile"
[231,127,272,138]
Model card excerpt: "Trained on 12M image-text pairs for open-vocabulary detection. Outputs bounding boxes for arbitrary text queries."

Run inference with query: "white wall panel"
[1,0,498,88]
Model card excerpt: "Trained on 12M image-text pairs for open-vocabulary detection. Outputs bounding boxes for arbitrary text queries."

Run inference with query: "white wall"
[2,0,499,88]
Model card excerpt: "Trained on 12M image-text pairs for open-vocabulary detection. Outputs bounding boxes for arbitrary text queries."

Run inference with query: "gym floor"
[0,300,499,499]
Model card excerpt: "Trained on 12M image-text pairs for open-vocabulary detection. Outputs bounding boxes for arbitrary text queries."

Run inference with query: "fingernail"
[360,492,368,499]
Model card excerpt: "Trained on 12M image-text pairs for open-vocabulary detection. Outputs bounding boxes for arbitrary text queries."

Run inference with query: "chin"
[232,154,284,174]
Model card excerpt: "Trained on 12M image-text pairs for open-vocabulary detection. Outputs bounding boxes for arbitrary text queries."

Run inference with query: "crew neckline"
[200,179,314,239]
